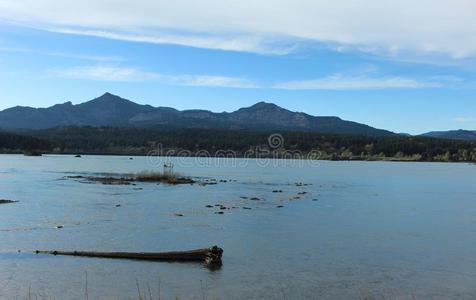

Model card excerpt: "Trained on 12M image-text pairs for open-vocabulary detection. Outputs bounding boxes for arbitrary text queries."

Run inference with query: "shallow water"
[1,155,476,299]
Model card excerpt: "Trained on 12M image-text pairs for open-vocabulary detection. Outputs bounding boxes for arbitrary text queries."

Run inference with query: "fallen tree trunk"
[0,199,18,205]
[35,246,223,266]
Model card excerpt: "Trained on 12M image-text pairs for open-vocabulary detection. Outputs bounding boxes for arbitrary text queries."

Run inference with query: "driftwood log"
[35,246,223,266]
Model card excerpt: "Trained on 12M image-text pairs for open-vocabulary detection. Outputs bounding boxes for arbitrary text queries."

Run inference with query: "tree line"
[2,126,476,162]
[0,131,52,153]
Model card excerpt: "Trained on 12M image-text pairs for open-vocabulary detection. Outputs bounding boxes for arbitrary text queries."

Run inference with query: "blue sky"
[1,0,476,134]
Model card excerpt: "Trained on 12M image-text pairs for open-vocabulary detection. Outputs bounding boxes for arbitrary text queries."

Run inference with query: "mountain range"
[1,93,475,140]
[0,93,396,136]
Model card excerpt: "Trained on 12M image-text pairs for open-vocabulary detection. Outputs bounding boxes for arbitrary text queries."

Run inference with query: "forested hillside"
[10,126,475,162]
[0,131,52,152]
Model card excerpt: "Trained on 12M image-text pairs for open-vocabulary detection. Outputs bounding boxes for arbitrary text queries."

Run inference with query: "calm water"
[1,155,476,299]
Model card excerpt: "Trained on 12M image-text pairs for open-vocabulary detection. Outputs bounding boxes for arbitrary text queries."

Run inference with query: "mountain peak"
[81,93,139,108]
[94,92,124,102]
[237,101,286,113]
[98,92,117,98]
[56,101,73,106]
[249,101,280,109]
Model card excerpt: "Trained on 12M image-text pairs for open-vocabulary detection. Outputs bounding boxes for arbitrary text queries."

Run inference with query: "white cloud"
[49,28,295,55]
[171,75,257,88]
[454,117,475,123]
[0,46,123,61]
[50,66,157,82]
[50,65,460,90]
[274,75,444,90]
[49,65,257,88]
[0,0,475,58]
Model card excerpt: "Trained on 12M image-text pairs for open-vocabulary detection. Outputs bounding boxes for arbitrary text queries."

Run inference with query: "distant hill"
[0,93,395,136]
[421,129,476,141]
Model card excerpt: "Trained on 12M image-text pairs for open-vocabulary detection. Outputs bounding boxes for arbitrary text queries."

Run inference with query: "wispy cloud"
[50,66,156,81]
[49,65,257,88]
[274,75,446,90]
[0,45,123,62]
[49,27,295,55]
[1,0,476,59]
[50,65,463,91]
[454,117,475,123]
[171,75,257,88]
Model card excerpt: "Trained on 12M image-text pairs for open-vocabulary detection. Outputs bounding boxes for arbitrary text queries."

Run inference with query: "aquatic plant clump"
[134,171,195,184]
[66,171,195,185]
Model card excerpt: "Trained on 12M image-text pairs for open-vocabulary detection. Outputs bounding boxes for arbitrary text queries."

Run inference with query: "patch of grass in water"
[66,171,195,185]
[134,171,195,184]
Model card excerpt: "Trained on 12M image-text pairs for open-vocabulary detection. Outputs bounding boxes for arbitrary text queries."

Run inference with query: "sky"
[0,0,476,134]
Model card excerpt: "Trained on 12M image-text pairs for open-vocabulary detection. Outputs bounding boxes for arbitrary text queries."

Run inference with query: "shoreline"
[1,151,474,164]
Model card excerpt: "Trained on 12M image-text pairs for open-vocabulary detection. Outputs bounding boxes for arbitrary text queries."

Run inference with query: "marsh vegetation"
[66,171,195,185]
